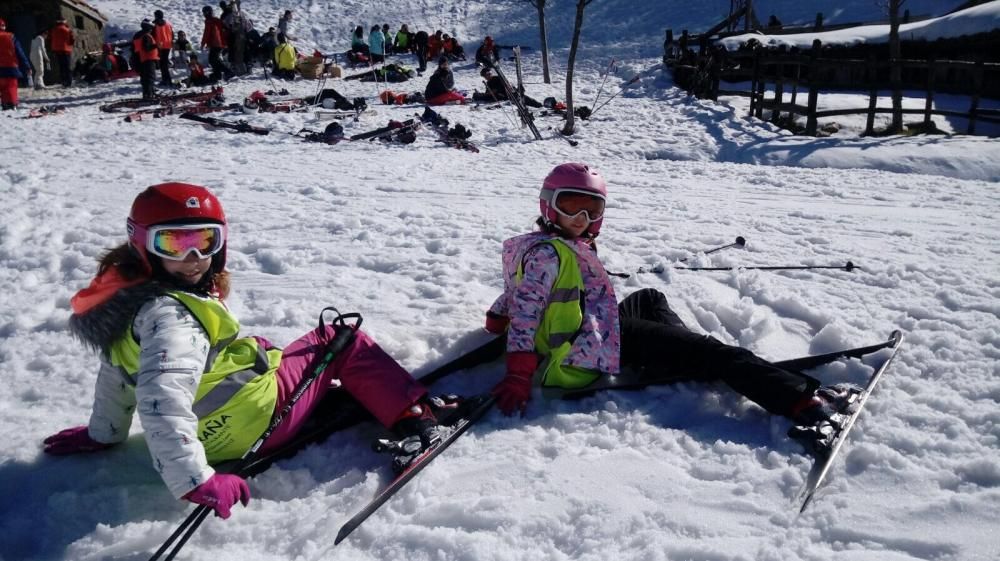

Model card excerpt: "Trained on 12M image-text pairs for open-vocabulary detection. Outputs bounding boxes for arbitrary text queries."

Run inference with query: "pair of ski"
[99,87,224,113]
[179,112,270,135]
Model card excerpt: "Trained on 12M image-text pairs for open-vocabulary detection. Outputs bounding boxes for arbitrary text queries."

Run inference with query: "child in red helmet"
[45,183,444,519]
[487,163,859,452]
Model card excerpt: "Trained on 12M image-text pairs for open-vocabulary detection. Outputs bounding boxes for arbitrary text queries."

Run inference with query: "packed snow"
[2,1,999,561]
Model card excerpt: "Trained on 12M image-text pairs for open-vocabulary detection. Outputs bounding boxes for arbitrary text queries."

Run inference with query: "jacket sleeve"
[87,356,137,444]
[132,297,215,500]
[507,244,558,353]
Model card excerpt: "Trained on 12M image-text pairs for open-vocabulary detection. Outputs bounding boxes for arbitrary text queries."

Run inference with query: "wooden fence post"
[805,40,821,135]
[772,59,785,124]
[923,56,935,130]
[864,53,878,136]
[967,59,984,135]
[814,13,824,31]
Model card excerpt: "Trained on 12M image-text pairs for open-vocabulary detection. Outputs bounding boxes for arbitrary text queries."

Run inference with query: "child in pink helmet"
[487,163,859,450]
[44,183,444,519]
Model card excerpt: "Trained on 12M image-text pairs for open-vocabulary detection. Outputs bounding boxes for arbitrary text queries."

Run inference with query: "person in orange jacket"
[132,19,159,100]
[153,10,174,86]
[48,16,74,87]
[200,6,231,81]
[0,18,33,110]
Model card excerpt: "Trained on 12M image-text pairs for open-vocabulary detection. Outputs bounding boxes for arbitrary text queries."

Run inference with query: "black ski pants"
[618,288,819,416]
[208,47,231,81]
[158,49,172,84]
[139,60,157,99]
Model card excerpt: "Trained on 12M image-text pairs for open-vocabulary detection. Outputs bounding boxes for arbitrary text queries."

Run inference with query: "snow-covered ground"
[2,1,999,560]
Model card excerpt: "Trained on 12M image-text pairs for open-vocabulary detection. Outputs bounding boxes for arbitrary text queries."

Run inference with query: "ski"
[100,87,224,113]
[419,107,480,152]
[179,112,270,135]
[25,105,67,118]
[561,331,904,400]
[796,330,903,512]
[488,59,543,140]
[334,394,496,545]
[348,118,419,141]
[314,108,377,121]
[417,334,506,386]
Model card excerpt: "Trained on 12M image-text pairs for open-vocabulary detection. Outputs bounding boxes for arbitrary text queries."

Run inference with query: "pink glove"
[484,311,509,334]
[43,426,115,455]
[183,474,251,520]
[492,352,538,416]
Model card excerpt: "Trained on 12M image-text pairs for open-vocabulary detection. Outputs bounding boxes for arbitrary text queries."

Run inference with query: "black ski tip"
[334,527,351,545]
[735,236,746,247]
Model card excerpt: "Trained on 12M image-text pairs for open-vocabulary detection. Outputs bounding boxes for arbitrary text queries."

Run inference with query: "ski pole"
[591,58,615,110]
[148,307,362,561]
[589,74,640,117]
[680,235,745,261]
[679,261,856,272]
[606,236,747,278]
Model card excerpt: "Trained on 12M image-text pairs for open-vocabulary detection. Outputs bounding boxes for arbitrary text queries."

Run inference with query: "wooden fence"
[670,40,1000,136]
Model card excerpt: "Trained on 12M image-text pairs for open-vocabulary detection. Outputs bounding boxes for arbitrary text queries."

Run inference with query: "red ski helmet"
[539,162,607,237]
[127,182,228,272]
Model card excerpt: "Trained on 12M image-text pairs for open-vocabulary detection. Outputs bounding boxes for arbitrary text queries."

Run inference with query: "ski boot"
[376,395,466,474]
[788,383,863,457]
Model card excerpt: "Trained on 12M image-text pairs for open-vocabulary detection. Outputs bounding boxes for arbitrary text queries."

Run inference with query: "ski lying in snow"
[179,112,270,135]
[100,87,224,113]
[334,394,496,545]
[561,331,904,400]
[796,330,903,512]
[419,107,480,152]
[314,108,377,120]
[349,118,419,141]
[25,105,67,118]
[417,334,506,386]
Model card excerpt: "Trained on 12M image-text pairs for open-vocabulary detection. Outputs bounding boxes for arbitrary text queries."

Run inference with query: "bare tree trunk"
[535,1,551,84]
[888,0,905,133]
[561,0,591,136]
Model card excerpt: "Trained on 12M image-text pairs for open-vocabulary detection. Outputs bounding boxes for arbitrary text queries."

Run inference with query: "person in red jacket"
[153,10,174,86]
[0,18,32,109]
[200,6,231,81]
[132,19,159,100]
[427,30,443,61]
[48,16,74,87]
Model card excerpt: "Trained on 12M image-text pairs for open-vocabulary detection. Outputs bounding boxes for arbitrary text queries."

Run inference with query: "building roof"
[63,0,107,23]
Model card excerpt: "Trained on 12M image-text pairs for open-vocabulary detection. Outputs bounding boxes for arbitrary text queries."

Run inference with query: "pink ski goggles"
[144,223,226,261]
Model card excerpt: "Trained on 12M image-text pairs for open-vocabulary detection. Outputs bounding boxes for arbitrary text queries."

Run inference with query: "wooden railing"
[669,40,1000,136]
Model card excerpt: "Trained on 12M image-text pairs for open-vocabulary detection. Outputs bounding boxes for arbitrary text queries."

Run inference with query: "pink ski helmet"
[539,162,607,237]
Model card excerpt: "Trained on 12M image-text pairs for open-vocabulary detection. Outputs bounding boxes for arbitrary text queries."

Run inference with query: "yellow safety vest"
[109,291,280,462]
[517,239,601,389]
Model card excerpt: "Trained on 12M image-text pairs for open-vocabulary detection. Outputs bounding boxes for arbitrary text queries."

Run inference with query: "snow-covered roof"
[719,1,1000,50]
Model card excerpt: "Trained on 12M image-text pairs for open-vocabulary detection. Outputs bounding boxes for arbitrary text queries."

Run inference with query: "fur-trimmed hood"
[69,282,167,353]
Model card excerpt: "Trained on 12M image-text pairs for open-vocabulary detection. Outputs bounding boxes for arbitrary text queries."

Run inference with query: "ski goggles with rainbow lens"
[552,189,606,223]
[146,223,226,261]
